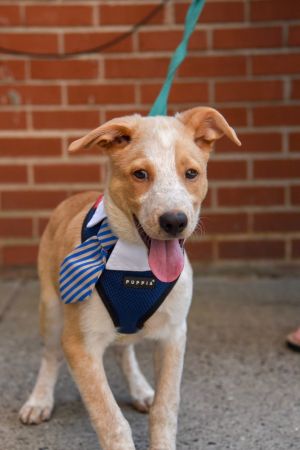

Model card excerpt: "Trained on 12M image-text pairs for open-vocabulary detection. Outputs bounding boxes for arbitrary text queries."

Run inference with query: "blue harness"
[81,206,178,334]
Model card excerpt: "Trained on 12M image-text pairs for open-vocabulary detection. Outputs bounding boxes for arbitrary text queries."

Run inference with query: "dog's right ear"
[68,115,140,152]
[176,107,241,151]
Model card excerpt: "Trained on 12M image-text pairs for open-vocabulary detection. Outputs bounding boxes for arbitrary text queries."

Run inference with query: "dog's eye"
[185,169,199,180]
[133,170,149,181]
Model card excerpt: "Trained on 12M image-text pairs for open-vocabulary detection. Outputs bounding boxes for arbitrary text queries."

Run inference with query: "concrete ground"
[1,273,300,450]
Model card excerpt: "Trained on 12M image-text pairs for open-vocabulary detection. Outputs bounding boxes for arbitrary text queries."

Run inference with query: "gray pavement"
[1,273,300,450]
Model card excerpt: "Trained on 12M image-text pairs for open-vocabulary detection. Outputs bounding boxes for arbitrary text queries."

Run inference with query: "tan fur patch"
[108,146,155,220]
[175,139,208,207]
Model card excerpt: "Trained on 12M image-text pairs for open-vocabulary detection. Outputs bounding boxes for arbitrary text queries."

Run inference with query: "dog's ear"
[176,107,241,151]
[68,115,140,152]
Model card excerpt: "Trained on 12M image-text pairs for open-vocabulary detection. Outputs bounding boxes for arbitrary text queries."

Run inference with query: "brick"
[215,80,283,103]
[218,186,285,207]
[218,240,285,260]
[253,212,300,232]
[289,133,300,152]
[25,5,92,27]
[203,189,212,208]
[3,244,38,266]
[38,217,49,236]
[254,159,300,179]
[251,0,300,21]
[213,27,282,49]
[0,5,20,26]
[33,164,101,184]
[2,190,67,210]
[0,60,25,81]
[0,33,58,54]
[0,165,27,183]
[288,25,300,46]
[68,84,135,105]
[0,218,32,238]
[189,30,207,51]
[208,160,247,180]
[291,186,300,205]
[64,33,132,54]
[0,112,26,130]
[105,57,169,79]
[32,111,99,130]
[253,106,300,127]
[185,241,213,261]
[252,54,300,75]
[0,137,61,157]
[201,213,248,234]
[30,60,99,80]
[179,56,247,78]
[0,85,61,105]
[141,82,209,104]
[105,108,148,121]
[100,3,164,25]
[218,108,247,127]
[291,80,300,100]
[216,132,282,153]
[175,2,244,23]
[138,30,207,51]
[292,240,300,258]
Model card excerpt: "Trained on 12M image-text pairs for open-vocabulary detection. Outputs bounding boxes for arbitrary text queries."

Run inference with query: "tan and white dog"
[19,107,240,450]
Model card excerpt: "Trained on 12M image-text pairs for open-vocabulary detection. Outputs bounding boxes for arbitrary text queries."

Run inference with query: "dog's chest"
[80,203,181,335]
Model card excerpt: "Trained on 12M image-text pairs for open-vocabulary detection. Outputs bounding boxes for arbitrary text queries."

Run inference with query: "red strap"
[94,194,103,208]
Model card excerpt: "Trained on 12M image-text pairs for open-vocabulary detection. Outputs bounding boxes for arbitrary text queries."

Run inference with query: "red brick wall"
[0,0,299,267]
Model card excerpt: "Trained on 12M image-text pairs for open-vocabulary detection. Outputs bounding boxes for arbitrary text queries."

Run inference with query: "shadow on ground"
[1,275,300,450]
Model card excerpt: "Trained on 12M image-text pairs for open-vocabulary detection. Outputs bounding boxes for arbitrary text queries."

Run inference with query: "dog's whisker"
[194,218,206,236]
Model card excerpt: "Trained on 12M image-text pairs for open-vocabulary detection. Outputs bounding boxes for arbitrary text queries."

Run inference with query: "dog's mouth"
[133,215,184,283]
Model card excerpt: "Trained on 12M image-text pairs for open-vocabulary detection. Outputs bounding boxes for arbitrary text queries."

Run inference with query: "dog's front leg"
[62,326,135,450]
[150,324,187,450]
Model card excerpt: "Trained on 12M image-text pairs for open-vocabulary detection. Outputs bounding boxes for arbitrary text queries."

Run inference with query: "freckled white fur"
[136,117,201,239]
[105,116,203,243]
[143,120,192,225]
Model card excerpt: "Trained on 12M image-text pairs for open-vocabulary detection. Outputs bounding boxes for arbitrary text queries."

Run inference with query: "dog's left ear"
[176,107,241,151]
[68,115,140,152]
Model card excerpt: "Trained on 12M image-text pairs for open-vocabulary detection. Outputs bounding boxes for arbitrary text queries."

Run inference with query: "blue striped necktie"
[59,217,118,304]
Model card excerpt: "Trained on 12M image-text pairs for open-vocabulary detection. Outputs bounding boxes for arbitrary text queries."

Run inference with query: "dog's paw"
[132,392,154,413]
[19,397,54,425]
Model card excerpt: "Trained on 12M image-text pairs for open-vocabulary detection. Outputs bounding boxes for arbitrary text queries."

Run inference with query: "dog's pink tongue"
[149,239,184,282]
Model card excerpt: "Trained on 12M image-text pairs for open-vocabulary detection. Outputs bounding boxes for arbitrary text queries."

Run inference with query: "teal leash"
[149,0,206,116]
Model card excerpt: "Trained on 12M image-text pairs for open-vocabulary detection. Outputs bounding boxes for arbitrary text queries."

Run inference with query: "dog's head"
[69,107,241,281]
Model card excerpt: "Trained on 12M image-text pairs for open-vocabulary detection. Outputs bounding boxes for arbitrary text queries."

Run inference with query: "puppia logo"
[123,276,156,289]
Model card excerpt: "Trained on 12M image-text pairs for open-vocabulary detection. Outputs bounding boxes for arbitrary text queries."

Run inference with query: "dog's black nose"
[159,211,188,236]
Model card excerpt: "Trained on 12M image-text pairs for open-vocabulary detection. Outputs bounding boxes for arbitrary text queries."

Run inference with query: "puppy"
[19,107,240,450]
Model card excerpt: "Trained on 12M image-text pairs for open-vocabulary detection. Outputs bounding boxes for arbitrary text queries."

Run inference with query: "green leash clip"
[149,0,206,117]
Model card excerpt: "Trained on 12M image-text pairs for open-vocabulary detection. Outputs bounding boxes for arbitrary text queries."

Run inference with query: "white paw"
[132,391,154,413]
[19,397,54,425]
